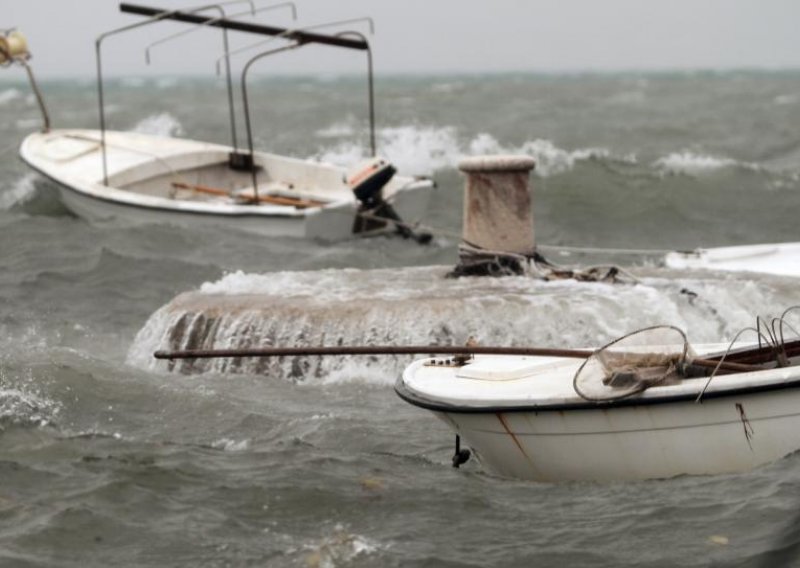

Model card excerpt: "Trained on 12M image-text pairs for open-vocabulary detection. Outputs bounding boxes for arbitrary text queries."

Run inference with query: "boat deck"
[400,346,800,411]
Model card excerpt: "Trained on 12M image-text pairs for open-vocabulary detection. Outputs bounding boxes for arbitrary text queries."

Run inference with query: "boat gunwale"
[395,365,800,414]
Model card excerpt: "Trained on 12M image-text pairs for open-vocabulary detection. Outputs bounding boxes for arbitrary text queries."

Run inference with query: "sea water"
[1,72,800,566]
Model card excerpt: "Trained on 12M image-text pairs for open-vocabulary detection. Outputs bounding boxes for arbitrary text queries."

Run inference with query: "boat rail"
[141,2,298,158]
[0,28,50,132]
[236,19,375,194]
[96,2,375,186]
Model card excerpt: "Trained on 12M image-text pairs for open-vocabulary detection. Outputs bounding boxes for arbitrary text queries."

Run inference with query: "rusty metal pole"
[451,155,536,277]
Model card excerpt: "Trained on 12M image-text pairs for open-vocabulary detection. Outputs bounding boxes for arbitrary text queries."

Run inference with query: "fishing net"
[573,326,695,402]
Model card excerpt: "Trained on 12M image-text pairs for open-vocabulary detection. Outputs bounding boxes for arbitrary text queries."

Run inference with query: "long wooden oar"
[153,345,761,373]
[171,182,326,209]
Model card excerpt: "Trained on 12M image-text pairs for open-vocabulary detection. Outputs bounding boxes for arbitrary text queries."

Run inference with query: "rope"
[537,243,674,256]
[336,205,675,258]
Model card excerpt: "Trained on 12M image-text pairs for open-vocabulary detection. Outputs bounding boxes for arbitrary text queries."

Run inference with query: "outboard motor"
[347,158,431,243]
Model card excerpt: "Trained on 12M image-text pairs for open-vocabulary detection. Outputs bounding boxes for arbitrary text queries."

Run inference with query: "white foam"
[303,524,380,567]
[0,173,38,210]
[128,265,794,383]
[155,77,178,89]
[774,94,798,106]
[120,77,146,88]
[0,88,22,106]
[315,121,356,138]
[130,112,185,137]
[653,151,750,175]
[314,125,612,177]
[212,437,250,452]
[0,367,62,430]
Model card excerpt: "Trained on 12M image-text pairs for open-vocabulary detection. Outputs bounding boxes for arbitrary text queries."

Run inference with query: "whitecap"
[0,173,38,210]
[774,94,798,106]
[312,124,611,177]
[212,437,250,452]
[129,112,185,137]
[653,151,747,176]
[315,121,356,138]
[0,88,22,105]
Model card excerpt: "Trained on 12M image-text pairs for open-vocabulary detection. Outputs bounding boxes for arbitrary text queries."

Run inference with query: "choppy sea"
[1,71,800,567]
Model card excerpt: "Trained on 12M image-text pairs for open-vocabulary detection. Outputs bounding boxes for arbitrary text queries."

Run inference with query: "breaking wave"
[130,112,185,137]
[653,151,754,176]
[314,123,769,178]
[0,367,61,430]
[0,88,22,106]
[127,265,792,381]
[0,173,38,210]
[314,125,616,177]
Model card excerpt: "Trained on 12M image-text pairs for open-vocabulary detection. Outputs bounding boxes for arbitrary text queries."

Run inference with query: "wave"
[129,112,185,137]
[313,125,615,177]
[0,173,38,210]
[0,365,61,430]
[0,88,22,106]
[774,94,798,106]
[314,121,356,138]
[653,151,754,176]
[127,265,792,381]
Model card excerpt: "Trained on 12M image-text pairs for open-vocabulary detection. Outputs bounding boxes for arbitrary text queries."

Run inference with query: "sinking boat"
[9,4,433,240]
[665,242,800,278]
[396,314,800,482]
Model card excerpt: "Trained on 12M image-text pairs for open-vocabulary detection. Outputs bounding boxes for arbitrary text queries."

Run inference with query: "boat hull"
[397,353,800,482]
[426,387,799,481]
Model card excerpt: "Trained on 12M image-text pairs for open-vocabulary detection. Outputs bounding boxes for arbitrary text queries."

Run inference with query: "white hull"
[432,388,800,482]
[398,352,800,481]
[665,242,800,277]
[20,129,433,240]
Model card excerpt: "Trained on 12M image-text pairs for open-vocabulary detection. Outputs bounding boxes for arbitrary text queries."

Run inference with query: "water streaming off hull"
[127,265,794,381]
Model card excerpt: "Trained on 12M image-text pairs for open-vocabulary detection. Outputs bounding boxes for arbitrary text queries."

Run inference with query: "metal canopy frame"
[96,1,261,185]
[96,2,375,188]
[142,2,298,157]
[233,20,376,195]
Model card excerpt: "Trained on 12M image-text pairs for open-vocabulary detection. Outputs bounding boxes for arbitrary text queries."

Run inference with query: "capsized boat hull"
[20,129,433,240]
[397,353,800,482]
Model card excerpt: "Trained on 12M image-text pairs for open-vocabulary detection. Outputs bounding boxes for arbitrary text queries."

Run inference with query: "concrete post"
[459,155,536,255]
[450,155,536,277]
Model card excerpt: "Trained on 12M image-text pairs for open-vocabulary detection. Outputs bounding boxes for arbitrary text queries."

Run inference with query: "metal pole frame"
[143,2,298,156]
[336,30,375,157]
[239,26,376,197]
[95,1,253,186]
[240,41,303,196]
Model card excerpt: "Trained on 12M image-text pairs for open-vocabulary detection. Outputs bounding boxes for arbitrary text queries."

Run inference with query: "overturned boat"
[11,4,433,240]
[397,312,800,482]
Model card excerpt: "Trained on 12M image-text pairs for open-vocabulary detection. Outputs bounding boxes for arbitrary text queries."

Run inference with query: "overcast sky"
[4,0,800,79]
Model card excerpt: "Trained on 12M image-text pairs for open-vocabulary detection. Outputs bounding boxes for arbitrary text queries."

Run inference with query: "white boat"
[664,242,800,277]
[19,128,432,240]
[9,5,434,240]
[396,325,800,482]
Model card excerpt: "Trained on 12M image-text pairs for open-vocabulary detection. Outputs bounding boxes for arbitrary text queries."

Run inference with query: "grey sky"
[4,0,800,79]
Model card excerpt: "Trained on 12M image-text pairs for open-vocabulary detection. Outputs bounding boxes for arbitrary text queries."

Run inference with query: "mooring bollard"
[450,155,536,277]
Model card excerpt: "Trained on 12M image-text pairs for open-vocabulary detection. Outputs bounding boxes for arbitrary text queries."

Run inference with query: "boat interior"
[109,150,356,209]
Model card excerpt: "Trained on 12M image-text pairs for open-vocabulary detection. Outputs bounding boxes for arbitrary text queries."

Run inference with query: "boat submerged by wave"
[7,3,434,240]
[396,310,800,482]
